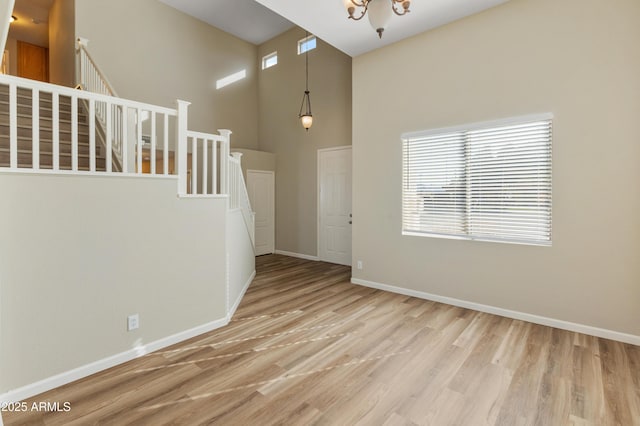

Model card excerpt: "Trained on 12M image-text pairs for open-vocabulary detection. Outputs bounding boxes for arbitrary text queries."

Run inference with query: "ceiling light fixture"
[344,0,410,39]
[298,31,313,131]
[10,15,17,23]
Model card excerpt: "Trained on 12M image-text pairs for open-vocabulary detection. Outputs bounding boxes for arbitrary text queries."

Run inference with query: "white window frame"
[262,51,278,70]
[297,35,317,55]
[401,113,553,246]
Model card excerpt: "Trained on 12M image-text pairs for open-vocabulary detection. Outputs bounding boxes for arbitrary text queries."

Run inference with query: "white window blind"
[402,115,552,245]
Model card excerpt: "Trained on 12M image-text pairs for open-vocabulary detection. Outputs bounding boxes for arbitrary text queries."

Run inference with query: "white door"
[247,170,275,256]
[318,147,352,266]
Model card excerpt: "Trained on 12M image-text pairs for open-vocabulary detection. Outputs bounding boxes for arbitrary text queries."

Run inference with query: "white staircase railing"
[0,74,176,174]
[230,152,256,246]
[184,129,229,196]
[1,55,255,247]
[77,39,118,98]
[76,39,125,170]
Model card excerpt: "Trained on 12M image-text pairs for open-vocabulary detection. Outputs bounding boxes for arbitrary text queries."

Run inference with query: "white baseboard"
[0,317,229,404]
[351,277,640,346]
[275,250,319,261]
[227,270,255,320]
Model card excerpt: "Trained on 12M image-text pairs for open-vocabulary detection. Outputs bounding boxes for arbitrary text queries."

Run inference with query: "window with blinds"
[402,114,552,245]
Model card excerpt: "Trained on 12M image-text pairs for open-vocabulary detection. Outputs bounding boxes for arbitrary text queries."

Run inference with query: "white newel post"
[176,100,191,195]
[218,129,232,195]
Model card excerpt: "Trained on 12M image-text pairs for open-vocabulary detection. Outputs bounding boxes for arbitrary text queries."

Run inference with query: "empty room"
[0,0,638,424]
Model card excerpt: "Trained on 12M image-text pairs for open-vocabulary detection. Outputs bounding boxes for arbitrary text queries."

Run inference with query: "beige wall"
[233,148,276,181]
[49,0,75,87]
[352,0,640,336]
[258,27,352,257]
[228,209,255,307]
[0,174,228,393]
[75,0,259,149]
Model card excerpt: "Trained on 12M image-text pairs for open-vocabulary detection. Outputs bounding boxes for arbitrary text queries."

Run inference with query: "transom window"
[402,114,553,246]
[262,51,278,70]
[297,35,316,55]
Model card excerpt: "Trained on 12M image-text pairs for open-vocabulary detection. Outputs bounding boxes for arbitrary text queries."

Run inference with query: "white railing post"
[176,100,191,195]
[9,83,17,169]
[218,129,232,195]
[126,108,136,173]
[231,152,243,209]
[76,38,89,89]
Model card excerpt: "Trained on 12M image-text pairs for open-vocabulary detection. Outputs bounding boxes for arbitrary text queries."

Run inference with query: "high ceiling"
[255,0,511,57]
[160,0,511,57]
[8,0,513,56]
[158,0,295,45]
[9,0,52,47]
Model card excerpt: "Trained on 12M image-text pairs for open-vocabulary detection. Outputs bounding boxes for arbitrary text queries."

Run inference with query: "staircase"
[0,37,257,406]
[0,84,107,171]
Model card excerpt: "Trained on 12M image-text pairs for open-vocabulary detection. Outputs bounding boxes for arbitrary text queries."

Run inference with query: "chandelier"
[344,0,411,38]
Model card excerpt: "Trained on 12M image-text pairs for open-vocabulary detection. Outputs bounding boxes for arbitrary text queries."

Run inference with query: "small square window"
[297,35,317,55]
[262,52,278,70]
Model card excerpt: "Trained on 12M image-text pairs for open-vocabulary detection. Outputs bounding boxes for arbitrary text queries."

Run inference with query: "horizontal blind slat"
[403,117,552,244]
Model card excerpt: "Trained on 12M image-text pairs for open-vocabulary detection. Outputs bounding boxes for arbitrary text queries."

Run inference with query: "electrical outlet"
[127,314,139,331]
[357,260,363,270]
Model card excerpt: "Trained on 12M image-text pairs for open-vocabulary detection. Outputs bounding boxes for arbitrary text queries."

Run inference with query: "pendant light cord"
[305,31,309,91]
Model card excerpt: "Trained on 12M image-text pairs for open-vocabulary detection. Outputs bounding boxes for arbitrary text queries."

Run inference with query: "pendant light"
[298,32,313,131]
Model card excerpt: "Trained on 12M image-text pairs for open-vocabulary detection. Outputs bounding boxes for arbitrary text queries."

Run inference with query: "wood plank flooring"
[4,254,640,425]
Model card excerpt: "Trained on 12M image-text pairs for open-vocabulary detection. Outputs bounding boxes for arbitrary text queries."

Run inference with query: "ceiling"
[9,0,52,47]
[158,0,295,45]
[255,0,511,56]
[161,0,511,57]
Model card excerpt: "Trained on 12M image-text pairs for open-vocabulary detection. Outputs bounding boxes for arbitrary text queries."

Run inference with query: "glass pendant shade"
[344,0,411,38]
[299,90,313,131]
[301,114,313,130]
[343,0,355,13]
[367,0,392,38]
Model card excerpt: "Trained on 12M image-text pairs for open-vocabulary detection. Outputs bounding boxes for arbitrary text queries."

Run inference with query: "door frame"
[317,145,352,265]
[247,169,275,255]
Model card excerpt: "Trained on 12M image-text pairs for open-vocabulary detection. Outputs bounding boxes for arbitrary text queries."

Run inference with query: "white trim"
[227,270,255,320]
[297,35,317,55]
[317,146,352,265]
[261,51,278,70]
[0,169,179,180]
[351,277,640,346]
[275,250,319,261]
[178,194,229,200]
[0,318,228,404]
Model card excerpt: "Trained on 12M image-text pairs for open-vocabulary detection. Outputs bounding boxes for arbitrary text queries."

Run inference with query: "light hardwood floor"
[5,254,640,425]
